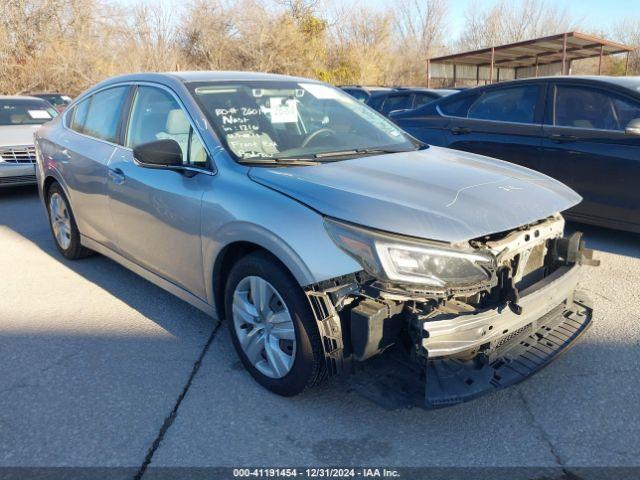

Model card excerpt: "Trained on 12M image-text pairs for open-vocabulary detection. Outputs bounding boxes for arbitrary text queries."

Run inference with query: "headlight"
[324,218,494,287]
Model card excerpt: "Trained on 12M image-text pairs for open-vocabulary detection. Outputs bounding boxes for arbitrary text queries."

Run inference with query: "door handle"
[450,126,471,135]
[108,167,125,184]
[60,149,71,161]
[548,134,578,143]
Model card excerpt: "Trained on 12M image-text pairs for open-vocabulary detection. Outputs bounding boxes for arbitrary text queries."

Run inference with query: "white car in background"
[0,96,57,187]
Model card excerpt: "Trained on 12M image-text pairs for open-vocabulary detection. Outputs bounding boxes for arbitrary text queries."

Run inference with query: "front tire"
[46,182,93,260]
[225,251,325,396]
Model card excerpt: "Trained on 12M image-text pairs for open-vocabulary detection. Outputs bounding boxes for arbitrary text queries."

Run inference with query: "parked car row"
[339,85,457,116]
[391,76,640,234]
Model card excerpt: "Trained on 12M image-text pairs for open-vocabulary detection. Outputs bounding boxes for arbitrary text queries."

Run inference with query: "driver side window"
[126,86,209,167]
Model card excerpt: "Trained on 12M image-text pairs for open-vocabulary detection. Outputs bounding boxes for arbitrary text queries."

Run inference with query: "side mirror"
[133,139,183,167]
[625,118,640,136]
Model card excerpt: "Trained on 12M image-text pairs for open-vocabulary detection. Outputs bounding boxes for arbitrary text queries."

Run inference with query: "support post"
[598,45,604,75]
[497,68,500,82]
[562,33,568,75]
[453,64,457,87]
[476,65,480,85]
[426,58,431,88]
[625,51,630,76]
[535,55,539,77]
[489,47,495,84]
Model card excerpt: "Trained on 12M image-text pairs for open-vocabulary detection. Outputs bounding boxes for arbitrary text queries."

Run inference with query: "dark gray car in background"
[391,76,640,233]
[34,71,598,408]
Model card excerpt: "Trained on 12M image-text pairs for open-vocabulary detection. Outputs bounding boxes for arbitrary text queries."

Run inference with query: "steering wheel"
[301,128,337,148]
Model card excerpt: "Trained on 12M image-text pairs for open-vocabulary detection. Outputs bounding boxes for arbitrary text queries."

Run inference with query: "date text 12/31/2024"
[233,468,401,478]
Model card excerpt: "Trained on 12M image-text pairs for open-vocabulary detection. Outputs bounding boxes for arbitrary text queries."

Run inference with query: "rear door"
[443,83,545,170]
[60,86,131,249]
[541,82,640,229]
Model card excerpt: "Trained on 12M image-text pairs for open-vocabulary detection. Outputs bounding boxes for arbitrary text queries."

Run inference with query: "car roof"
[468,75,640,90]
[99,71,322,86]
[30,92,70,97]
[340,86,395,91]
[79,71,329,100]
[0,95,47,101]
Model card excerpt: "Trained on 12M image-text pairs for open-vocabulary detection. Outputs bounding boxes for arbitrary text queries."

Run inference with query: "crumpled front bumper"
[339,263,592,410]
[423,263,583,358]
[424,290,592,408]
[421,263,592,408]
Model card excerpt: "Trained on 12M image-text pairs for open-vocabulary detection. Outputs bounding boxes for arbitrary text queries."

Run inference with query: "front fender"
[200,172,361,306]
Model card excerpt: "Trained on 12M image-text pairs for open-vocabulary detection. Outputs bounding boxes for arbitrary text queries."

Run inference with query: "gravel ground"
[1,185,639,478]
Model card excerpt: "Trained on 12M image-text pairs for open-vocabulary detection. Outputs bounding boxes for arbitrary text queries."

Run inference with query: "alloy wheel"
[49,192,72,250]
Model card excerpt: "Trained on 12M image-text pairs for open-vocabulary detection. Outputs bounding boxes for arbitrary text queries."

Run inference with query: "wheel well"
[43,176,58,200]
[213,241,272,319]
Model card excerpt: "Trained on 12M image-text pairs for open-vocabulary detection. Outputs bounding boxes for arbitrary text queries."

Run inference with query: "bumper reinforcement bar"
[424,292,593,408]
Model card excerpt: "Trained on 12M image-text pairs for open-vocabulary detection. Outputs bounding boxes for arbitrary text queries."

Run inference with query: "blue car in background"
[340,85,456,117]
[391,76,640,233]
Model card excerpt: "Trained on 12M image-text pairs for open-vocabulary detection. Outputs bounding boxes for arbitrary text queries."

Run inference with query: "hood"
[248,146,582,243]
[0,125,40,148]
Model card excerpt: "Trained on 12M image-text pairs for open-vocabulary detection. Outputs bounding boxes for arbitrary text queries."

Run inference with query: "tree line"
[1,0,638,96]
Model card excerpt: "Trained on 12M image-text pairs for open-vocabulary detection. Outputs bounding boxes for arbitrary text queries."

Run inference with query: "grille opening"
[0,146,36,164]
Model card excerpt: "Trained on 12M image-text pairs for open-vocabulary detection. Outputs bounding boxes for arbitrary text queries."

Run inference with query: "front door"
[107,85,213,299]
[540,83,640,229]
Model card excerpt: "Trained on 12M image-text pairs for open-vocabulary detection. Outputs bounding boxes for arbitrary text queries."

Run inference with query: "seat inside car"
[156,108,190,158]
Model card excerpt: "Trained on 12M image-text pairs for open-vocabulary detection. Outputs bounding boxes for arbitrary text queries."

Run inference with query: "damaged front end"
[306,214,598,409]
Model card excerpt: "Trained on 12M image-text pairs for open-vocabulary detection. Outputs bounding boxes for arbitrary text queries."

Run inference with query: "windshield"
[0,99,58,126]
[188,81,418,162]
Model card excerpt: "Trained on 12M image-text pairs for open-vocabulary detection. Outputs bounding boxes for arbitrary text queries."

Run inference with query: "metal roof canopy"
[427,32,634,87]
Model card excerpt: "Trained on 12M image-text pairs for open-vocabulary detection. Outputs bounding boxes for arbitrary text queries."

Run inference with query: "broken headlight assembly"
[324,217,495,288]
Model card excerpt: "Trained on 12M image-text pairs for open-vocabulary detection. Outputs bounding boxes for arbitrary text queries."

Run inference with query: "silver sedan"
[34,72,597,407]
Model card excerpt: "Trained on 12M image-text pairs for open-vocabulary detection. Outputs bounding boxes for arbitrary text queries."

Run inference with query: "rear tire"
[46,182,93,260]
[225,251,325,396]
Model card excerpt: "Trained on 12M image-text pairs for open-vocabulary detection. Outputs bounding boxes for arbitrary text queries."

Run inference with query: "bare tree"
[393,0,448,84]
[1,0,634,96]
[612,18,640,75]
[457,0,579,50]
[325,1,397,85]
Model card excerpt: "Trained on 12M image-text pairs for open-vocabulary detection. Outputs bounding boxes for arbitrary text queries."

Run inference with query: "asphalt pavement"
[1,185,639,478]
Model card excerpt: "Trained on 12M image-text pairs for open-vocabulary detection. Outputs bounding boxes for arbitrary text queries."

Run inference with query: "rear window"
[0,99,57,126]
[468,85,539,124]
[70,87,129,143]
[343,89,368,103]
[381,94,412,114]
[413,93,437,109]
[438,94,479,117]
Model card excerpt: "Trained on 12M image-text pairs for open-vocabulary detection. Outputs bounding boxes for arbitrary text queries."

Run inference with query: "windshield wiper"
[313,147,414,159]
[237,157,321,166]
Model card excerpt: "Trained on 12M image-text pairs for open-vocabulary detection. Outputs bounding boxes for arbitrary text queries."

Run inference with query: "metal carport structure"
[427,32,634,87]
